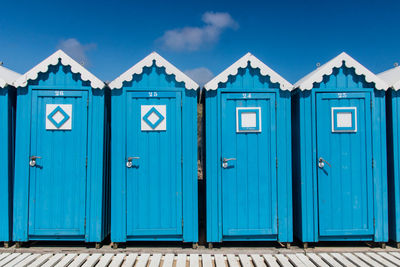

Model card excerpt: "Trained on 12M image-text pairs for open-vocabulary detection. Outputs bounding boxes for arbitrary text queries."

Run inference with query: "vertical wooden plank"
[136,253,150,267]
[149,254,162,267]
[176,254,187,267]
[214,254,226,267]
[238,254,252,267]
[109,254,126,267]
[161,254,174,267]
[189,254,199,267]
[227,254,240,267]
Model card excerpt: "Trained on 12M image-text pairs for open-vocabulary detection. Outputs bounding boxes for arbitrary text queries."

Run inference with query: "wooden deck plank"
[122,253,138,267]
[201,254,213,267]
[109,254,126,267]
[189,254,199,267]
[365,253,396,267]
[238,254,253,267]
[41,253,65,267]
[330,253,356,267]
[16,253,42,267]
[96,253,114,267]
[250,254,266,267]
[0,253,21,267]
[262,254,280,267]
[227,254,241,267]
[81,253,102,267]
[54,254,77,267]
[214,254,226,267]
[176,254,187,267]
[378,252,400,266]
[149,254,162,267]
[354,252,384,267]
[161,254,174,267]
[295,253,316,267]
[68,253,90,267]
[29,254,54,267]
[275,254,293,267]
[306,253,329,267]
[286,254,306,267]
[136,253,150,267]
[318,253,342,267]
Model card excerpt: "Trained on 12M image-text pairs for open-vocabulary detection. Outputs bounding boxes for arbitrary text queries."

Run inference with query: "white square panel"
[336,112,352,128]
[141,105,167,131]
[46,104,72,130]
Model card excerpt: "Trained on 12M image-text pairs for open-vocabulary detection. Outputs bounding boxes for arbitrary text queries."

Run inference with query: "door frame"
[28,89,89,239]
[315,91,374,239]
[125,91,183,239]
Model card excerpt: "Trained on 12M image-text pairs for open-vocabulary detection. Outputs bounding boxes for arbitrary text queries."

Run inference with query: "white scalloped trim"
[109,52,199,90]
[294,52,388,91]
[0,79,6,88]
[204,53,292,91]
[13,50,105,89]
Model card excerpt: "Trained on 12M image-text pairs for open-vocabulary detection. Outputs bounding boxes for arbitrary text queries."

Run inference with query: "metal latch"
[318,157,331,169]
[29,156,41,167]
[126,156,140,168]
[222,158,236,168]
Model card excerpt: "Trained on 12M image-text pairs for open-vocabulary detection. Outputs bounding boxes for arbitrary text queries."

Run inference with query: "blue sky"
[1,0,400,85]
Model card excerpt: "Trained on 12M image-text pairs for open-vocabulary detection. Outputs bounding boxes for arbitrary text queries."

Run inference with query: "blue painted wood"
[13,63,110,242]
[386,89,400,243]
[111,64,198,242]
[292,66,388,242]
[0,86,16,242]
[205,64,292,242]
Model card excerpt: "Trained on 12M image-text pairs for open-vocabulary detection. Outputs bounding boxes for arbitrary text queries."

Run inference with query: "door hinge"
[372,158,375,168]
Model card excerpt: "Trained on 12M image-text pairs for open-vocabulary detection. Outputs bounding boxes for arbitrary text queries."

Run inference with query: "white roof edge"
[203,52,293,91]
[377,66,400,90]
[0,65,21,88]
[294,52,388,91]
[13,50,105,89]
[109,52,199,90]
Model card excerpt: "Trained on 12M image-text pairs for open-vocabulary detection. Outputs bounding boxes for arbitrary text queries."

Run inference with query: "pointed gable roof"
[204,53,292,91]
[377,66,400,90]
[13,50,105,89]
[109,52,199,90]
[0,65,21,88]
[294,52,388,91]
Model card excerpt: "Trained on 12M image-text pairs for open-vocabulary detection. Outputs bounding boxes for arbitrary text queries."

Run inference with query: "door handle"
[318,157,331,169]
[29,156,41,167]
[126,156,140,168]
[222,158,236,168]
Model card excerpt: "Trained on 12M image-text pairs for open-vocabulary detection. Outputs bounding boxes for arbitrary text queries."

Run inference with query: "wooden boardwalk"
[0,251,399,266]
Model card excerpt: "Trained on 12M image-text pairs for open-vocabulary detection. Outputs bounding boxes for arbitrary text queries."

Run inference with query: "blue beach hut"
[109,52,199,247]
[204,53,293,246]
[0,65,20,247]
[292,52,389,247]
[378,65,400,248]
[12,50,110,247]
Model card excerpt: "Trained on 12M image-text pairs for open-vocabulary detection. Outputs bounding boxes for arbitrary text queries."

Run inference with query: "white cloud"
[157,12,238,51]
[185,67,214,87]
[57,38,96,66]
